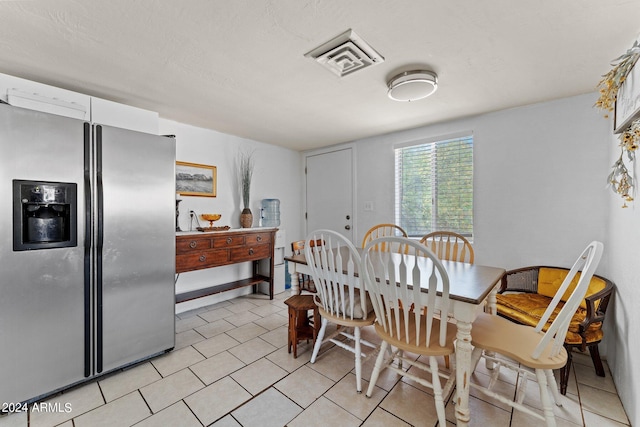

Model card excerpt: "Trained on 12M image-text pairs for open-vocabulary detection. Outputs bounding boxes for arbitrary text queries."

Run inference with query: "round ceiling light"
[387,70,438,102]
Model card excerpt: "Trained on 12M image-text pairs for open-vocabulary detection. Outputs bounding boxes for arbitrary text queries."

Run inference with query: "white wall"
[159,119,304,312]
[340,93,610,269]
[606,135,639,425]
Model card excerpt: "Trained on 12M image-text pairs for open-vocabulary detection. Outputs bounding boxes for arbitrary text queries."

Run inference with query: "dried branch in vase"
[238,149,255,210]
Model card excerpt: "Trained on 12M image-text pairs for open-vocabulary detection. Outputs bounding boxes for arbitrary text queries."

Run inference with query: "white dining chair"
[420,230,475,369]
[361,223,408,252]
[305,229,378,393]
[362,236,456,426]
[420,231,474,264]
[469,241,604,427]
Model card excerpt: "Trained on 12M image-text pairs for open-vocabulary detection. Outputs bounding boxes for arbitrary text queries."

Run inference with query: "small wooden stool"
[284,294,320,358]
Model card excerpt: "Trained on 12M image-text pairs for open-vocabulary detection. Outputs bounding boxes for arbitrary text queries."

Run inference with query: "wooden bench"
[496,266,614,395]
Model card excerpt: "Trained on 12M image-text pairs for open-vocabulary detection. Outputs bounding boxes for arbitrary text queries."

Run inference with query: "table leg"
[455,319,472,426]
[289,267,300,295]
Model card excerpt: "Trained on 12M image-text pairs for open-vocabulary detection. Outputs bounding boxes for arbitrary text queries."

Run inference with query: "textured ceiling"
[0,0,639,151]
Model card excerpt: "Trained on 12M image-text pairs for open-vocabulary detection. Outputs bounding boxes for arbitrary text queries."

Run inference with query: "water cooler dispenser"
[260,198,280,227]
[259,199,286,294]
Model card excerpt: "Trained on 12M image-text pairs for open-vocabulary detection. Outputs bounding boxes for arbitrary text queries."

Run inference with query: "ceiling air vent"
[304,29,384,77]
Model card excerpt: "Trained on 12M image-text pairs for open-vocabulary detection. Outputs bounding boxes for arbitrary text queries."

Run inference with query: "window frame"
[394,132,474,239]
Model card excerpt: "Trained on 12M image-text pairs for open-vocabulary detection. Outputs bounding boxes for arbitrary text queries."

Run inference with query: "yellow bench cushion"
[537,267,607,309]
[496,293,603,345]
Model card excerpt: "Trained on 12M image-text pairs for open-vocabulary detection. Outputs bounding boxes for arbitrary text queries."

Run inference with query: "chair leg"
[293,309,306,358]
[443,354,456,398]
[535,368,557,427]
[354,326,362,393]
[287,307,294,355]
[366,341,389,398]
[559,346,573,395]
[312,307,320,343]
[545,369,562,407]
[429,356,447,427]
[310,317,328,363]
[588,344,606,377]
[470,347,484,372]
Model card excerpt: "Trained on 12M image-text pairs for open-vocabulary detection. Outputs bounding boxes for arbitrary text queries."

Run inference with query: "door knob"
[345,225,351,230]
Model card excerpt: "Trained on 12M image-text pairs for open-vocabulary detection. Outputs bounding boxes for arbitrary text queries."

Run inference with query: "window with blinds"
[394,134,473,238]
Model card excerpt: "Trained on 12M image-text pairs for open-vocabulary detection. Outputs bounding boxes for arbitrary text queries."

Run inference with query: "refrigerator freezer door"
[0,104,87,403]
[97,125,175,373]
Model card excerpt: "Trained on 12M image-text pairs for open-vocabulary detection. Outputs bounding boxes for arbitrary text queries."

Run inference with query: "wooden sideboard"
[175,228,277,302]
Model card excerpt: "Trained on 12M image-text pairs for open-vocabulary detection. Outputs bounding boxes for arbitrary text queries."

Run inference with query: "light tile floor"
[0,292,631,427]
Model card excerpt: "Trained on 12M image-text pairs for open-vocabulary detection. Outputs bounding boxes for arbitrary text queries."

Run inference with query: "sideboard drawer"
[229,243,271,262]
[176,238,212,254]
[176,249,228,272]
[245,232,271,245]
[213,235,245,248]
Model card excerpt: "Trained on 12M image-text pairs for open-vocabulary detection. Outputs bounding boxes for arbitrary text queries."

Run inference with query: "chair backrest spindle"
[420,231,474,264]
[306,230,367,321]
[363,237,450,350]
[362,224,408,252]
[532,241,603,359]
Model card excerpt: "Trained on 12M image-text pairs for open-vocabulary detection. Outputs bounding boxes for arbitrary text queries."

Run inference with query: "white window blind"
[394,135,473,238]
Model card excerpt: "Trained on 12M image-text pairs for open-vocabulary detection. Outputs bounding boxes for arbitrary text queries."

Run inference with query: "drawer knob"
[248,248,254,255]
[226,237,233,244]
[199,255,206,262]
[189,241,197,249]
[257,236,262,242]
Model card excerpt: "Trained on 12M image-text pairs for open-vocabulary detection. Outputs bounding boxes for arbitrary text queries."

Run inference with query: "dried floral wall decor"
[595,40,640,207]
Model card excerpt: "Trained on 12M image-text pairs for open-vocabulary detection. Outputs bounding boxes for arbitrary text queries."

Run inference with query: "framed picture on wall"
[614,57,640,133]
[176,161,217,197]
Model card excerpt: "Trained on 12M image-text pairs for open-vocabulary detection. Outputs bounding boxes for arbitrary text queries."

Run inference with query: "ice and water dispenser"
[13,180,77,251]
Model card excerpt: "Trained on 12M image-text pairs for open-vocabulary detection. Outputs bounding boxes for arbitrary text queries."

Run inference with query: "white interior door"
[306,148,354,242]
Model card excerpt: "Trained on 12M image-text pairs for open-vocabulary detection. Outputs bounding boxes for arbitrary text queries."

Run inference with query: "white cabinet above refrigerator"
[0,72,159,134]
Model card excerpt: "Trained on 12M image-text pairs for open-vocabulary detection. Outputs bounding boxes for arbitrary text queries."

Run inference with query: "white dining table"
[285,250,506,426]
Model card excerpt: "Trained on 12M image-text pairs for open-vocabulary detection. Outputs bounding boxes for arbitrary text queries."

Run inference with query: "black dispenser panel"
[13,180,77,251]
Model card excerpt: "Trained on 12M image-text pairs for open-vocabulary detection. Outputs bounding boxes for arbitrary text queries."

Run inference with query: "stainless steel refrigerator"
[0,103,176,404]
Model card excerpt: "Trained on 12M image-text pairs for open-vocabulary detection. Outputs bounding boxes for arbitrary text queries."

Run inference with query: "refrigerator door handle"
[83,122,92,378]
[95,125,104,374]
